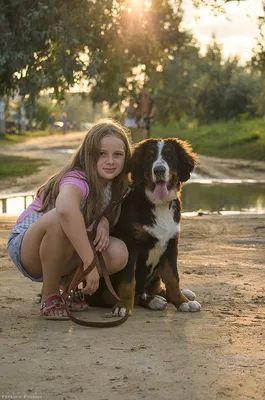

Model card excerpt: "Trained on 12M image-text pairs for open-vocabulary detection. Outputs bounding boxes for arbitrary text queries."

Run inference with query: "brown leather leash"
[62,185,134,328]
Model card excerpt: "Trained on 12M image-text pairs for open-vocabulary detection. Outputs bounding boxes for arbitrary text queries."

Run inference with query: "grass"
[0,154,47,180]
[0,130,50,146]
[152,118,265,161]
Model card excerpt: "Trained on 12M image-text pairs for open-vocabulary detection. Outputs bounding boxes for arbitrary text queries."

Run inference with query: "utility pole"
[0,97,5,136]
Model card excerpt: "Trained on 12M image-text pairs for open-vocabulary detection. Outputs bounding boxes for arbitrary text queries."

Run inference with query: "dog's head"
[128,138,197,204]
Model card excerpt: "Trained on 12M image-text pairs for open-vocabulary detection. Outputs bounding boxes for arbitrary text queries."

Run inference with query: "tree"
[149,34,261,124]
[0,0,191,104]
[83,0,193,106]
[195,37,261,122]
[148,43,202,123]
[251,1,265,114]
[0,0,114,99]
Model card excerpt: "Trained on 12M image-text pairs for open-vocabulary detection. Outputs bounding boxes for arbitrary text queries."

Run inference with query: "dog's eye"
[165,150,175,160]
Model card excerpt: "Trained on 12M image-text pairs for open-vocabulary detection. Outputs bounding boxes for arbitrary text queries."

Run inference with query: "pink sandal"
[40,295,69,320]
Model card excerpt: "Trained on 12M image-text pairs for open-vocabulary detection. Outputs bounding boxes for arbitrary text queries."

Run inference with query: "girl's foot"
[40,295,69,320]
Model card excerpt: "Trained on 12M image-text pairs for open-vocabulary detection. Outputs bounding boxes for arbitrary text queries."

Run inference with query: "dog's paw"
[148,295,167,311]
[178,300,201,312]
[105,305,130,318]
[181,288,196,301]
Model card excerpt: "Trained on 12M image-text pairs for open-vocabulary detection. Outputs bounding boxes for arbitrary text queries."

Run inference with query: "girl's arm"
[56,185,93,265]
[87,216,109,251]
[55,185,99,294]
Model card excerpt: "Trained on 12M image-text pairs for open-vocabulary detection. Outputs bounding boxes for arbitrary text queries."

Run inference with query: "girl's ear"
[170,138,197,182]
[127,140,148,185]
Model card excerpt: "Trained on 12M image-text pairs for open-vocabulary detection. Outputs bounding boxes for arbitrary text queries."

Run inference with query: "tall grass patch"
[152,118,265,161]
[0,155,47,179]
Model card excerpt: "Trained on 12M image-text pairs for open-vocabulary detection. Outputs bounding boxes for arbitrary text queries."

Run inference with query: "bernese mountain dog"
[88,138,201,316]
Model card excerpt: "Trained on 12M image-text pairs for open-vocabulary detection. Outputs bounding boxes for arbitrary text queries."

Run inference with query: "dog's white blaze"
[152,141,170,182]
[143,204,180,274]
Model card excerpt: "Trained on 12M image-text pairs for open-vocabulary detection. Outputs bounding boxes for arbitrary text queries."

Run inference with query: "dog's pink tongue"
[153,182,168,200]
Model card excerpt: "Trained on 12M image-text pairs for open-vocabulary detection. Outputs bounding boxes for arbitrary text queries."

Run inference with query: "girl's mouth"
[103,168,116,172]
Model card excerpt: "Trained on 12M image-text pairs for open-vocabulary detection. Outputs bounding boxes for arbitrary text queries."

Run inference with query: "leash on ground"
[62,185,134,328]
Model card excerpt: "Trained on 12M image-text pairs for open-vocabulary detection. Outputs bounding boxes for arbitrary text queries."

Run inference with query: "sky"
[182,0,264,62]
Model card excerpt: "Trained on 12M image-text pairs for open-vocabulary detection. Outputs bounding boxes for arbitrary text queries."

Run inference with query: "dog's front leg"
[111,252,137,317]
[158,238,201,312]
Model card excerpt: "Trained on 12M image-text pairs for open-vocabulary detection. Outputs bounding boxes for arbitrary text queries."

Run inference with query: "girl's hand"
[87,216,110,252]
[82,267,100,295]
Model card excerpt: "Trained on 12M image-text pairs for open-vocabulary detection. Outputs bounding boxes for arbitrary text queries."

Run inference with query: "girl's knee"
[45,214,67,239]
[107,239,128,272]
[113,240,128,268]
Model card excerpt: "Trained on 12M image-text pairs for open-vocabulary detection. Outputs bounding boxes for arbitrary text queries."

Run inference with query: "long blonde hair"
[37,119,132,226]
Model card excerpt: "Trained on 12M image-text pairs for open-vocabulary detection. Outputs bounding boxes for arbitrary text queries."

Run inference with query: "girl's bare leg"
[21,209,128,303]
[20,209,81,303]
[60,237,128,289]
[101,237,128,275]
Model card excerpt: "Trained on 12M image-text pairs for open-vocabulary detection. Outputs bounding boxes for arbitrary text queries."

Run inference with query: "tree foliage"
[0,0,191,104]
[0,0,263,126]
[0,0,116,98]
[151,36,262,124]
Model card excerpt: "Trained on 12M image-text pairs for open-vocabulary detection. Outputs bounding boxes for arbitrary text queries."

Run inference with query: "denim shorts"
[7,212,43,282]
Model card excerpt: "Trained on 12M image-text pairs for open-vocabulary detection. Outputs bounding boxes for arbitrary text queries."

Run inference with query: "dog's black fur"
[88,138,201,315]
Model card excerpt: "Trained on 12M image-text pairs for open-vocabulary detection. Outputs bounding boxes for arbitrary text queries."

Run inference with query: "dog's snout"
[154,165,166,175]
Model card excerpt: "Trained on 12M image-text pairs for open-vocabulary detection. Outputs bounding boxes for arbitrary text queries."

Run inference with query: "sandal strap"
[41,295,65,311]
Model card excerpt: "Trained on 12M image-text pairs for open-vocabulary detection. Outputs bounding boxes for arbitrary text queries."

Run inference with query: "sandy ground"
[0,132,265,400]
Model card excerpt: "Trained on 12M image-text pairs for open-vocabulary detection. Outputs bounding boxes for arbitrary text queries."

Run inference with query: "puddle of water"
[1,174,265,216]
[0,194,34,215]
[56,149,75,154]
[182,182,265,213]
[190,172,265,185]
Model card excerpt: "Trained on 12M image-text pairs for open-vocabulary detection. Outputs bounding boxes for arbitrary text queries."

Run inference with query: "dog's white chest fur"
[143,204,180,269]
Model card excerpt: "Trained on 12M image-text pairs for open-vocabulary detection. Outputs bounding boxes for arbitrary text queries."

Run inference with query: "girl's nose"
[107,155,114,164]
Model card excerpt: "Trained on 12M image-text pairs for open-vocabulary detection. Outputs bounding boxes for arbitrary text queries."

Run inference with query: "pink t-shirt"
[16,170,89,224]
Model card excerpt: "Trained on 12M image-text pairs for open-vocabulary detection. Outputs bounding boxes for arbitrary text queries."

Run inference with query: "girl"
[7,120,132,320]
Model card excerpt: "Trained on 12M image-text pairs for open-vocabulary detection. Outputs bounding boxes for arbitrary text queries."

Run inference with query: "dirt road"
[0,132,265,400]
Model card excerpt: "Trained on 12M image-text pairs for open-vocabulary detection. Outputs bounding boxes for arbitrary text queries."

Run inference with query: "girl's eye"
[100,151,106,156]
[115,152,124,157]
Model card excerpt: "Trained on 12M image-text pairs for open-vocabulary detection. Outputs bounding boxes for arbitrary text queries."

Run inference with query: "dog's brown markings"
[133,223,150,241]
[116,281,136,314]
[170,171,179,182]
[144,172,153,191]
[159,262,189,307]
[163,143,175,155]
[170,172,181,192]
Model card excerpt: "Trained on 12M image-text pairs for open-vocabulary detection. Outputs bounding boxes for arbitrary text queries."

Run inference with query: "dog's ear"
[127,140,148,185]
[170,138,197,182]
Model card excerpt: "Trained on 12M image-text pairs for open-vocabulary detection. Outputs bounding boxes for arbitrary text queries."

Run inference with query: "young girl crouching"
[7,119,132,320]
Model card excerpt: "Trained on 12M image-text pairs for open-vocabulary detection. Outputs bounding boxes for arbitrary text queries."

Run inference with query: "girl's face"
[96,136,126,183]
